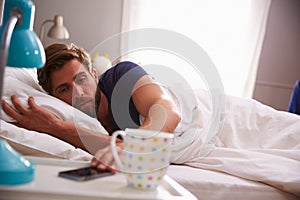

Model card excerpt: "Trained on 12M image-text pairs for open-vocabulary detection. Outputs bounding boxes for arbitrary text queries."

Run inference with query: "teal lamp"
[0,0,45,185]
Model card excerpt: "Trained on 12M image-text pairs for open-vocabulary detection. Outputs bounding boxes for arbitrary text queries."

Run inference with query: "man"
[2,43,180,169]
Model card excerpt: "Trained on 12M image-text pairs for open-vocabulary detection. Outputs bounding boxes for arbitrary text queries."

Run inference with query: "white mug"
[110,128,173,189]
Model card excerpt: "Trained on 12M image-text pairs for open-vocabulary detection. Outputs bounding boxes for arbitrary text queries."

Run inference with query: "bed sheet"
[165,86,300,196]
[167,164,299,200]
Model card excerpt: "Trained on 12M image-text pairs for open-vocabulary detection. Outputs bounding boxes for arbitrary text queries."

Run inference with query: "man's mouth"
[74,99,92,110]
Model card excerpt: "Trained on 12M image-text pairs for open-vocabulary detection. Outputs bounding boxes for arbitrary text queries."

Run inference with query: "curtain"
[121,0,271,98]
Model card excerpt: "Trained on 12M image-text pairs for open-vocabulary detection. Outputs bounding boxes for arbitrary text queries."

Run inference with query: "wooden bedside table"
[0,156,197,200]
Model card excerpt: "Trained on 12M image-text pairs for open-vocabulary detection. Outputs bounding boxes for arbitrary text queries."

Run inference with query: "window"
[121,0,271,97]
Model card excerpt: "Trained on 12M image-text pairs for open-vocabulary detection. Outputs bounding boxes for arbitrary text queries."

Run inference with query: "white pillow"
[0,67,108,161]
[0,120,93,161]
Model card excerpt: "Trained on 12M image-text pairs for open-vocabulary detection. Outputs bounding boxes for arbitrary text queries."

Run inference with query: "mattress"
[167,164,299,200]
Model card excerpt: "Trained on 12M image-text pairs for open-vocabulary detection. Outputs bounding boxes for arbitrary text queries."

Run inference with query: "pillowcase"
[0,67,108,161]
[0,120,93,161]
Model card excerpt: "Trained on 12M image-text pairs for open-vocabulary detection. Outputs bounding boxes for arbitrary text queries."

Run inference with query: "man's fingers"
[92,147,119,171]
[1,99,22,119]
[27,96,38,110]
[91,155,111,171]
[98,151,115,168]
[10,95,28,114]
[90,157,100,167]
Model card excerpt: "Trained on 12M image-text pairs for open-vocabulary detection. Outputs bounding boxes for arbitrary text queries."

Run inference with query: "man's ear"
[91,68,98,80]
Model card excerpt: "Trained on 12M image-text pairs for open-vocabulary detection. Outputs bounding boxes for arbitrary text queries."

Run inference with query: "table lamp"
[39,15,70,42]
[0,0,45,185]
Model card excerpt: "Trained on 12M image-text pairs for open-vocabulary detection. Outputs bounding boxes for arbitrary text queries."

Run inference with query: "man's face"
[50,59,98,117]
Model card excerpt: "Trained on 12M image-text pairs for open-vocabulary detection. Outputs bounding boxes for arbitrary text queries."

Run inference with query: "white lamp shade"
[47,15,69,39]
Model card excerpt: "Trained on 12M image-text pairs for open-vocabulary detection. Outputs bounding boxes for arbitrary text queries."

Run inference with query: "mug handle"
[110,130,125,170]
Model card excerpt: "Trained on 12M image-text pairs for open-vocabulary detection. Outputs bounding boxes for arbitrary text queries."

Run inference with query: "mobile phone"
[58,167,115,181]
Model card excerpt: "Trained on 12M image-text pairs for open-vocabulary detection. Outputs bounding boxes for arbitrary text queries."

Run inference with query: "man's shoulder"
[99,61,144,83]
[104,61,147,77]
[113,61,140,72]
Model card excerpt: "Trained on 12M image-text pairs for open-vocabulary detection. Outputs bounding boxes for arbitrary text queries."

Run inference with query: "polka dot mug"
[111,128,173,189]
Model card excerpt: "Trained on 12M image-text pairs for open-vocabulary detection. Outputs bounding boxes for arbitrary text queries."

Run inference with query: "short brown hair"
[38,43,92,94]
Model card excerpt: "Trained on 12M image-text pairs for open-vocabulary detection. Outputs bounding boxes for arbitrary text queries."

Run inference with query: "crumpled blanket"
[167,86,300,196]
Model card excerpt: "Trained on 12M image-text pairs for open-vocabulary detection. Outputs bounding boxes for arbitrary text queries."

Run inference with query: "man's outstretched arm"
[1,95,115,154]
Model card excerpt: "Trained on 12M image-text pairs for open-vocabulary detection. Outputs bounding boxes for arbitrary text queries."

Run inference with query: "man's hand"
[90,141,124,172]
[2,95,60,134]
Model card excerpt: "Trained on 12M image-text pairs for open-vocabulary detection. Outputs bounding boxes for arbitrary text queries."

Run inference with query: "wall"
[253,0,300,111]
[9,0,299,112]
[31,0,123,52]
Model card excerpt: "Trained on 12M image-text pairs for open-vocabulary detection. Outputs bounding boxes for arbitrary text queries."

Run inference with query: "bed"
[167,164,299,200]
[1,67,300,200]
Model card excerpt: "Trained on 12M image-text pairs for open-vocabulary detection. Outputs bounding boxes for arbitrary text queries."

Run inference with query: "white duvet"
[166,86,300,197]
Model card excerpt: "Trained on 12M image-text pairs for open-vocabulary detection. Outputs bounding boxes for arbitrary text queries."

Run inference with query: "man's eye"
[76,75,87,84]
[58,87,68,94]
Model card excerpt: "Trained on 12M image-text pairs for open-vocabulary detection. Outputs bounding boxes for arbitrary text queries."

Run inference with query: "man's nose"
[73,84,84,97]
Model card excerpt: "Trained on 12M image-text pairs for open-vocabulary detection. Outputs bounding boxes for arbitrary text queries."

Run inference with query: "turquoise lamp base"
[0,139,35,185]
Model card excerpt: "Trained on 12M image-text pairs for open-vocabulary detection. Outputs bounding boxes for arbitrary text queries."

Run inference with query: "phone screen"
[58,167,115,181]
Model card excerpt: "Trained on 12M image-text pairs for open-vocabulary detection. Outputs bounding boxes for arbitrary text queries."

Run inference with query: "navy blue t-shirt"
[98,61,148,133]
